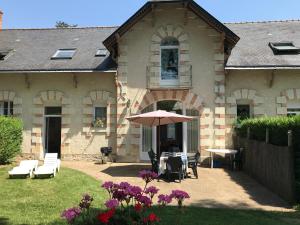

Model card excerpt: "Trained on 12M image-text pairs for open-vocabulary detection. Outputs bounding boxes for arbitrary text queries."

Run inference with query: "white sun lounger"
[34,153,61,178]
[8,160,39,178]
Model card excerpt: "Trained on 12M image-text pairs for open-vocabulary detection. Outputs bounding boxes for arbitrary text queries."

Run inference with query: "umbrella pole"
[157,118,161,162]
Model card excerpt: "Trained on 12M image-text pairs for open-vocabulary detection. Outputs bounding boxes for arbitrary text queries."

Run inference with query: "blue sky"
[1,0,300,29]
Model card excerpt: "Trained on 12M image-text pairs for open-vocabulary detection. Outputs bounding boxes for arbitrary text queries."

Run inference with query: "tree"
[55,21,78,28]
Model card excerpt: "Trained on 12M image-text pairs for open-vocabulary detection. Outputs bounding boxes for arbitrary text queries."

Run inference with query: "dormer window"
[95,49,108,57]
[160,37,179,86]
[269,42,300,55]
[51,49,76,59]
[0,49,12,61]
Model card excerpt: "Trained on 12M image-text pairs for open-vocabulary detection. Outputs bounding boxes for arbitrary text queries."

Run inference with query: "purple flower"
[136,195,152,207]
[105,199,119,209]
[61,207,81,224]
[119,182,131,190]
[145,186,159,199]
[158,194,172,206]
[79,194,93,210]
[102,181,114,191]
[112,190,127,202]
[170,190,190,208]
[128,185,142,198]
[139,170,158,184]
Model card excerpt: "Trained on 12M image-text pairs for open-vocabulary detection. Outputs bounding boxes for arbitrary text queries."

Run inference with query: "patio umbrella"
[126,110,193,161]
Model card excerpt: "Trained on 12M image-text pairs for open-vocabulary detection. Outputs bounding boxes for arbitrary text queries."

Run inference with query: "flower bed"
[61,170,190,225]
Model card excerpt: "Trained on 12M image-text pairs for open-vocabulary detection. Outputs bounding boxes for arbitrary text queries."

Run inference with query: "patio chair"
[34,153,61,178]
[166,156,184,183]
[148,150,158,173]
[231,148,244,171]
[188,152,200,179]
[8,160,39,178]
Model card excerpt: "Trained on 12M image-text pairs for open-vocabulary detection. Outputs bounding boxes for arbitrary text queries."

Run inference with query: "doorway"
[157,101,183,153]
[44,107,62,158]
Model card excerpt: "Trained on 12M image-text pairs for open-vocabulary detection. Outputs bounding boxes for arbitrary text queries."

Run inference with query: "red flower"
[143,213,159,224]
[148,213,159,222]
[97,208,115,224]
[134,203,143,212]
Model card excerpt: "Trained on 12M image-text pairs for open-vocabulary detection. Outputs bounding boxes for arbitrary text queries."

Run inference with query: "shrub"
[238,115,300,148]
[61,170,190,225]
[0,116,23,164]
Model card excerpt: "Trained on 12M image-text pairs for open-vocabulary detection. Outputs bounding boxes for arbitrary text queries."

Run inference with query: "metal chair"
[148,150,158,173]
[232,148,244,171]
[166,156,184,183]
[188,152,200,179]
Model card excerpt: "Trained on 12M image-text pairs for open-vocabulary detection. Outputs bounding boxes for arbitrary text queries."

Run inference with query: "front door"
[44,107,62,158]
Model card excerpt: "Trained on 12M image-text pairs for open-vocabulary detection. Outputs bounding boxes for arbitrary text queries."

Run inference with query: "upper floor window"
[160,37,179,85]
[0,101,13,116]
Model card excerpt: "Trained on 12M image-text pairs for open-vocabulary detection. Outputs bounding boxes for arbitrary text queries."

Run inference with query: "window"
[0,50,12,61]
[51,49,76,59]
[287,103,300,116]
[0,101,13,116]
[161,37,179,84]
[269,42,300,55]
[237,104,251,120]
[95,49,108,57]
[93,107,107,128]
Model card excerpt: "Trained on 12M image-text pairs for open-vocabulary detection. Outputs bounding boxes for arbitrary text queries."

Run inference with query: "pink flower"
[61,207,81,224]
[105,199,119,209]
[157,194,172,206]
[145,186,159,199]
[139,170,158,184]
[170,190,190,208]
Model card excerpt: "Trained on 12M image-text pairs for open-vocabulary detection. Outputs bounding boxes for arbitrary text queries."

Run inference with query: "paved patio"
[62,161,292,212]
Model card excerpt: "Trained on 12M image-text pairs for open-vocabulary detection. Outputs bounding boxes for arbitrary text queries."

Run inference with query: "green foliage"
[55,21,78,28]
[238,115,300,147]
[0,116,23,164]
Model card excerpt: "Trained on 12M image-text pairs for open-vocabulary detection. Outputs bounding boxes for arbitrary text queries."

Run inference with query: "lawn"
[0,166,300,225]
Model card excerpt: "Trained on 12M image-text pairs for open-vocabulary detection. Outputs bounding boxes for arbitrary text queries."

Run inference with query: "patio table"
[158,152,188,175]
[205,149,238,169]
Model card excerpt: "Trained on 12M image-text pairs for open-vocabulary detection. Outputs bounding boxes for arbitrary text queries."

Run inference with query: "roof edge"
[103,0,239,50]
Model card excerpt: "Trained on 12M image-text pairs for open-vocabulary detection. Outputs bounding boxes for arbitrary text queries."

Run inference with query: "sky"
[1,0,300,29]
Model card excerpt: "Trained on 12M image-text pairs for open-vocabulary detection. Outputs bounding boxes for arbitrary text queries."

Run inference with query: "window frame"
[0,101,14,116]
[95,49,108,57]
[160,38,180,86]
[51,49,77,60]
[237,104,252,120]
[93,106,107,129]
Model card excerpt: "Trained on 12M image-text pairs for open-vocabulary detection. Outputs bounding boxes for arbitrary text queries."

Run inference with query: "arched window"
[160,37,179,85]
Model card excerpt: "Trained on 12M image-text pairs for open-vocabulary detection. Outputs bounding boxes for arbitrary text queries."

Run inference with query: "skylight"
[0,50,12,61]
[95,49,108,57]
[51,49,76,59]
[269,42,300,55]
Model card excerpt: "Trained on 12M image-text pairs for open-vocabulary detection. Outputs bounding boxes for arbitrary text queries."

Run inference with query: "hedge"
[0,116,23,164]
[237,115,300,148]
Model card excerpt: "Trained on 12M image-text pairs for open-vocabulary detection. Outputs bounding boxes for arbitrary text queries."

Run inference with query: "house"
[0,0,300,162]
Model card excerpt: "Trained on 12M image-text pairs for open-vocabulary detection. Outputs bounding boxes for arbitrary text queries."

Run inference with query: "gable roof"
[0,27,117,72]
[103,0,239,51]
[226,20,300,69]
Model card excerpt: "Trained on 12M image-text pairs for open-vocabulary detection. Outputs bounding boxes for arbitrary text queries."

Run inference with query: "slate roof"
[226,20,300,68]
[0,27,118,72]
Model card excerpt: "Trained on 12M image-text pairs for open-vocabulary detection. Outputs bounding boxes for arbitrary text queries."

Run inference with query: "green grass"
[0,166,300,225]
[0,167,107,225]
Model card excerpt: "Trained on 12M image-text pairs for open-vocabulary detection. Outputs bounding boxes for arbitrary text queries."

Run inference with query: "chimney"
[0,10,3,30]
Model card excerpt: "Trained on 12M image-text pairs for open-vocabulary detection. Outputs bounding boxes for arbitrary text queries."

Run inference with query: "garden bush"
[0,116,23,164]
[237,115,300,147]
[61,170,190,225]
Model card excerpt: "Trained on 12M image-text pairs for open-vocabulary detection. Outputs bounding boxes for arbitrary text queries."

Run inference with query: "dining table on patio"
[205,149,238,169]
[158,152,188,176]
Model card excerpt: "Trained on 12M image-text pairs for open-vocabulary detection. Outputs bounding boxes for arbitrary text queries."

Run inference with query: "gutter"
[225,66,300,70]
[0,70,117,74]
